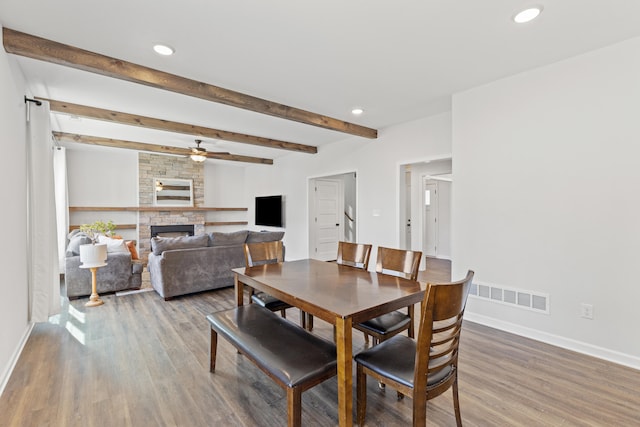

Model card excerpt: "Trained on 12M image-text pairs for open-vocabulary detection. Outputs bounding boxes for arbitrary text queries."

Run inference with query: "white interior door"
[310,179,344,260]
[423,180,438,257]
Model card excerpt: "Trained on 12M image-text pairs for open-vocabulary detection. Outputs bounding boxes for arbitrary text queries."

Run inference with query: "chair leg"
[307,313,314,331]
[408,304,415,339]
[363,332,370,345]
[356,364,367,426]
[453,374,462,427]
[209,328,218,372]
[300,310,307,329]
[281,309,287,318]
[287,387,302,427]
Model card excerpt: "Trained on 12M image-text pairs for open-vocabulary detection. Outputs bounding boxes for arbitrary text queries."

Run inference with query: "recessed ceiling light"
[351,108,364,115]
[153,44,175,56]
[513,6,543,23]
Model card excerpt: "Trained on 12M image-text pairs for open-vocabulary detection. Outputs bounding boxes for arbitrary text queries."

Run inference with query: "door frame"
[308,171,358,259]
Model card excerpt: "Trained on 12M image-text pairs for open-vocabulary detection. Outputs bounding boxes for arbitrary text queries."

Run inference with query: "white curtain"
[27,100,61,322]
[54,147,69,271]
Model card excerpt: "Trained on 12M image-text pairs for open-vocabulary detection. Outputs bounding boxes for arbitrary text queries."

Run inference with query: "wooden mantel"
[69,206,249,229]
[69,206,247,212]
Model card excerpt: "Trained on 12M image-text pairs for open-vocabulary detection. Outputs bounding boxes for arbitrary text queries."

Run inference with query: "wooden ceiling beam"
[4,27,378,139]
[38,98,317,154]
[53,131,273,165]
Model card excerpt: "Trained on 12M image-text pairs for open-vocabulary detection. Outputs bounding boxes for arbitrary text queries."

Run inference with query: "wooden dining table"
[232,258,425,427]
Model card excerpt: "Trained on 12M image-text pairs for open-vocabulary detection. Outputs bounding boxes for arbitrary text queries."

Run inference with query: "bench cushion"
[207,305,336,388]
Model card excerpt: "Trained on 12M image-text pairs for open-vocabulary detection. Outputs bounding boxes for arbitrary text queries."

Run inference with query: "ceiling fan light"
[190,139,207,162]
[191,153,207,162]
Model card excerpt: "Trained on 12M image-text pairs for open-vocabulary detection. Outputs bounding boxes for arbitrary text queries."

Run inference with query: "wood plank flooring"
[1,261,639,426]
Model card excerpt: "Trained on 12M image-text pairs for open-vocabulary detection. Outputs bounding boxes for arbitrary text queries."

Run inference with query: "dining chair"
[244,241,309,329]
[355,270,475,427]
[353,246,422,346]
[336,241,373,270]
[316,241,373,334]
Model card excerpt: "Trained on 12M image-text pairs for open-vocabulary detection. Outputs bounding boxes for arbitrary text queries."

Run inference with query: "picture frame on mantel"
[153,178,194,207]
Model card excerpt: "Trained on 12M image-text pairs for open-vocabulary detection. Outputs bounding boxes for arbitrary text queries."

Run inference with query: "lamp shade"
[79,243,107,268]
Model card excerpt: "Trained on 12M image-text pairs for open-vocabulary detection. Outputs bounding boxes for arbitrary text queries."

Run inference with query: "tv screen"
[255,195,283,227]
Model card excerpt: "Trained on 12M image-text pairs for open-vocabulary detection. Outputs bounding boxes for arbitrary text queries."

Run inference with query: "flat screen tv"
[255,195,283,227]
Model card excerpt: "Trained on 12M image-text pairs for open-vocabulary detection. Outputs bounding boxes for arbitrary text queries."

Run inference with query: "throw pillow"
[125,240,140,260]
[151,234,209,255]
[246,230,285,243]
[208,230,249,247]
[66,233,92,257]
[98,235,130,254]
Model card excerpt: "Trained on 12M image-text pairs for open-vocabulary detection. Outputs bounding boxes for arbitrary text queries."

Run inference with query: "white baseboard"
[0,322,34,397]
[464,312,640,371]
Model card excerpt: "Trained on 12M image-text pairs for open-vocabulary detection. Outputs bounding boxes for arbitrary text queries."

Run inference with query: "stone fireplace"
[137,153,205,261]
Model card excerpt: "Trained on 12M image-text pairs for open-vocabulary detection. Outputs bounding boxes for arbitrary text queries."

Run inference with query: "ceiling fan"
[189,139,228,162]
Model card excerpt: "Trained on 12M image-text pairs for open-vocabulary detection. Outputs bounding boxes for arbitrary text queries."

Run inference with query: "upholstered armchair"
[64,231,143,299]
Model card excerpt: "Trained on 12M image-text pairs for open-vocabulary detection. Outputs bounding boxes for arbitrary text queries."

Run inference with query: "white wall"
[244,112,452,262]
[203,162,248,231]
[66,146,139,240]
[452,36,640,368]
[0,39,29,392]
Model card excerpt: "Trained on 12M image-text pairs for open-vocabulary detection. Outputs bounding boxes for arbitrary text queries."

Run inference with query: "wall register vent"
[469,281,549,314]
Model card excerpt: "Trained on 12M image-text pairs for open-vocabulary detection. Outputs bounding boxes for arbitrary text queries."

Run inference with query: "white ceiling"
[2,0,640,164]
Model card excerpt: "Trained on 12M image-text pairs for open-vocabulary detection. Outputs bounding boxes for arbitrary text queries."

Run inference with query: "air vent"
[469,281,549,314]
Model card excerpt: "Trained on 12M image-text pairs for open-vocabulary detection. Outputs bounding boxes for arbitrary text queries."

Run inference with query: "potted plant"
[79,220,116,243]
[78,220,116,267]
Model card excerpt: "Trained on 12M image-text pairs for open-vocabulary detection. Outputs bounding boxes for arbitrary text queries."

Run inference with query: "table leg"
[85,267,104,307]
[335,316,353,427]
[235,274,244,307]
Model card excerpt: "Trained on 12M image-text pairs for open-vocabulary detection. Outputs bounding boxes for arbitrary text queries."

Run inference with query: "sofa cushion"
[151,234,209,255]
[208,230,249,247]
[66,233,92,257]
[246,231,285,243]
[98,235,131,254]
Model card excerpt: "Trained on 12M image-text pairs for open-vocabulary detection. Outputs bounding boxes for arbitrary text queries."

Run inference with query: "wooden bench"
[206,304,337,427]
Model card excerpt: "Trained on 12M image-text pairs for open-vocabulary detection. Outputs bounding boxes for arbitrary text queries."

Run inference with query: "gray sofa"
[147,230,284,300]
[64,231,143,298]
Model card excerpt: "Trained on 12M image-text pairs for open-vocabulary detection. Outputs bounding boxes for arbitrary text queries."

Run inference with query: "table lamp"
[79,243,108,307]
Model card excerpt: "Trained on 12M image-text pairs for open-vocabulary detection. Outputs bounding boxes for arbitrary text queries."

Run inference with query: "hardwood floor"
[1,262,639,426]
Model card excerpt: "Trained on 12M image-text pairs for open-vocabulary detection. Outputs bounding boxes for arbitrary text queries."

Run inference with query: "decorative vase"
[79,243,107,267]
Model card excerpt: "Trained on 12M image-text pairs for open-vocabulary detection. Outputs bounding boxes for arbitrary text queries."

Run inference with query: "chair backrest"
[336,241,372,270]
[375,246,422,281]
[243,241,284,267]
[413,270,474,397]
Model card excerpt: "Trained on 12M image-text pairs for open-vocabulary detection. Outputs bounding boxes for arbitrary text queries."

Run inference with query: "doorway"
[399,159,452,266]
[309,172,357,261]
[423,180,438,257]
